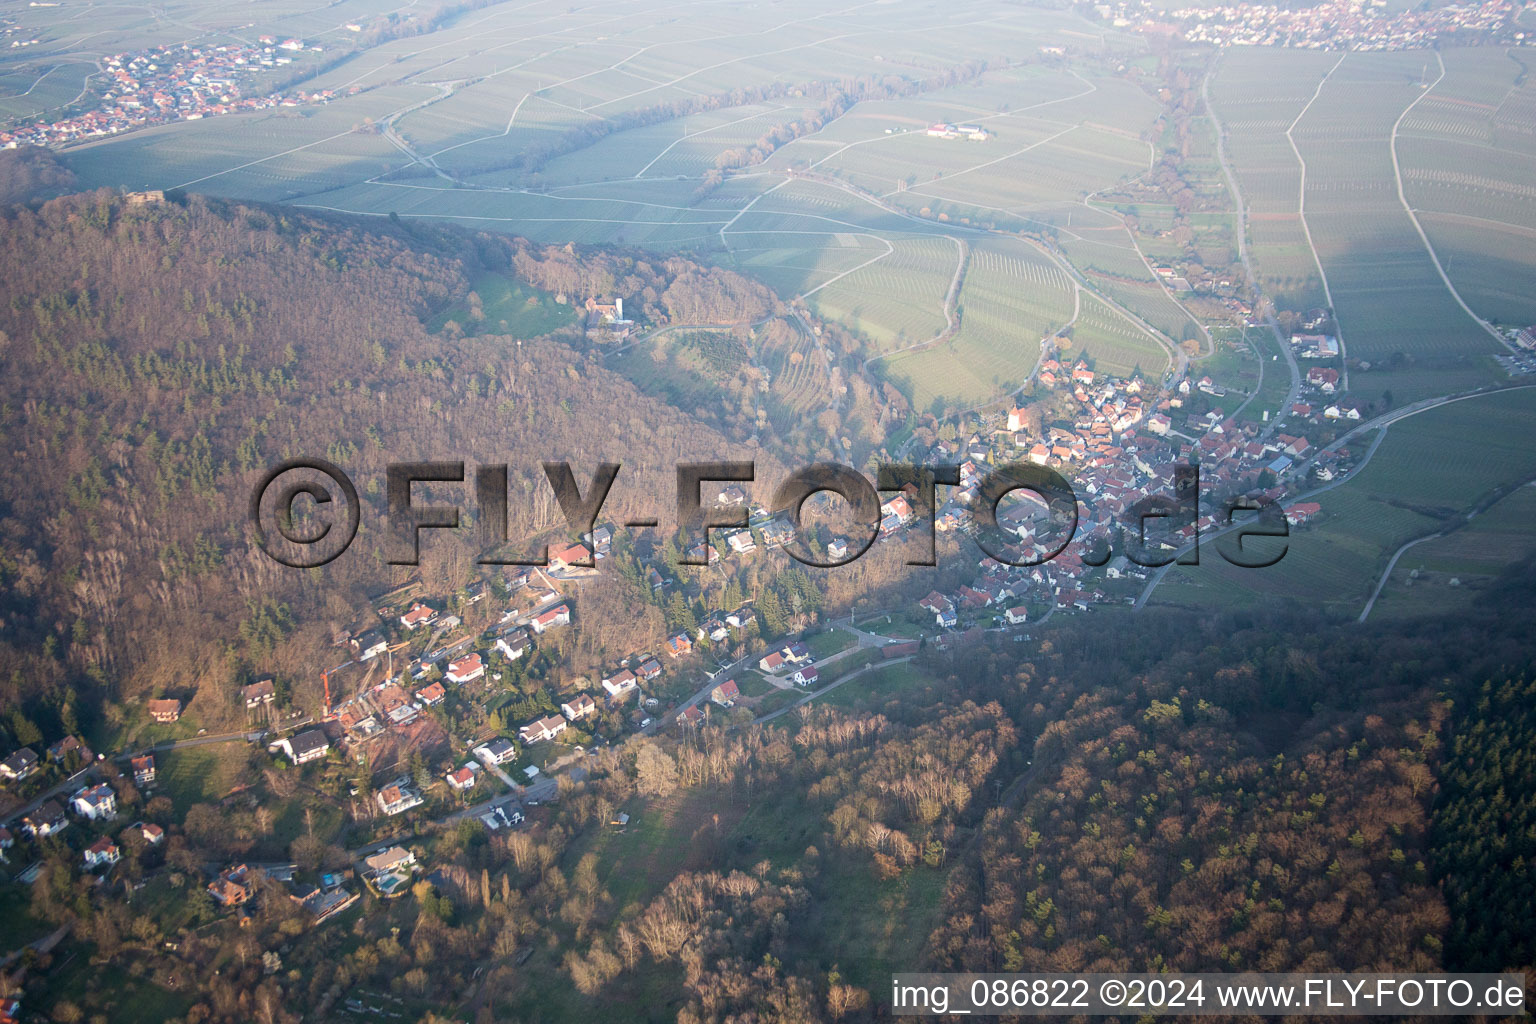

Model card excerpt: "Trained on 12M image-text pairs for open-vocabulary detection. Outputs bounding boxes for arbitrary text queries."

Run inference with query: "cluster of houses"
[2,769,166,873]
[899,358,1346,624]
[583,297,634,343]
[209,862,359,925]
[324,577,574,752]
[0,38,337,150]
[1143,0,1519,50]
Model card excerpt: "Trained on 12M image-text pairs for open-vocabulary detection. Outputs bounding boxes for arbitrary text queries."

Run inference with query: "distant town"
[0,37,339,149]
[1097,0,1529,50]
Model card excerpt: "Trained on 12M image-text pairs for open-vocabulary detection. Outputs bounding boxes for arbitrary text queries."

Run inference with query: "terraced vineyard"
[803,234,957,352]
[881,237,1073,413]
[1064,292,1172,379]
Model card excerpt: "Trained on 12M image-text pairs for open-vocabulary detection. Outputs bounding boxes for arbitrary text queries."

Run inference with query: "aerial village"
[0,37,335,149]
[0,272,1359,962]
[1101,0,1525,49]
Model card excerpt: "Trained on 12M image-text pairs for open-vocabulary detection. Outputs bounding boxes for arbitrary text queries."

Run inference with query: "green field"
[28,0,1532,423]
[429,273,577,339]
[1368,483,1536,619]
[155,741,256,811]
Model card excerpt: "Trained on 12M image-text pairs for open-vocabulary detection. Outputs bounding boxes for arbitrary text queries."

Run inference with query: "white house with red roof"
[84,836,120,870]
[531,604,571,634]
[446,763,479,791]
[710,679,740,706]
[445,653,485,684]
[400,603,437,630]
[602,669,638,699]
[548,542,592,571]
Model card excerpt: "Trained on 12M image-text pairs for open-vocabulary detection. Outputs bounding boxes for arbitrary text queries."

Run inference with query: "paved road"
[1203,64,1301,441]
[753,656,915,725]
[0,922,70,971]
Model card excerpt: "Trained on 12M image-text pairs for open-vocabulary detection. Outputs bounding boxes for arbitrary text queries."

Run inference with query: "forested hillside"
[0,191,797,742]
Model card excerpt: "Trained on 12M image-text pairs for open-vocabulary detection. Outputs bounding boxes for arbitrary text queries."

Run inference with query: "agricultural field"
[1060,292,1173,379]
[1289,50,1505,372]
[1367,483,1536,620]
[1153,387,1536,616]
[0,59,95,125]
[801,235,958,351]
[24,0,1531,425]
[1208,47,1342,309]
[879,236,1075,413]
[1396,48,1536,329]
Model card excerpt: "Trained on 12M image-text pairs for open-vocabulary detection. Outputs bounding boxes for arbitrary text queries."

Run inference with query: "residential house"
[561,694,597,721]
[636,658,662,682]
[1,748,38,781]
[208,864,255,906]
[400,602,438,630]
[47,736,93,764]
[495,629,529,661]
[758,650,785,673]
[376,784,424,816]
[1004,606,1029,625]
[473,737,518,766]
[518,715,568,744]
[72,782,117,820]
[1285,502,1322,526]
[22,800,67,838]
[131,754,156,787]
[415,681,447,707]
[548,542,593,571]
[666,632,693,658]
[445,653,485,684]
[760,520,794,548]
[278,729,330,765]
[1305,367,1340,393]
[726,529,757,554]
[531,604,571,634]
[138,822,165,845]
[242,679,277,709]
[446,764,479,791]
[364,846,415,877]
[602,669,638,699]
[677,704,704,727]
[147,699,182,723]
[792,666,819,687]
[710,679,740,706]
[353,629,388,660]
[83,836,121,870]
